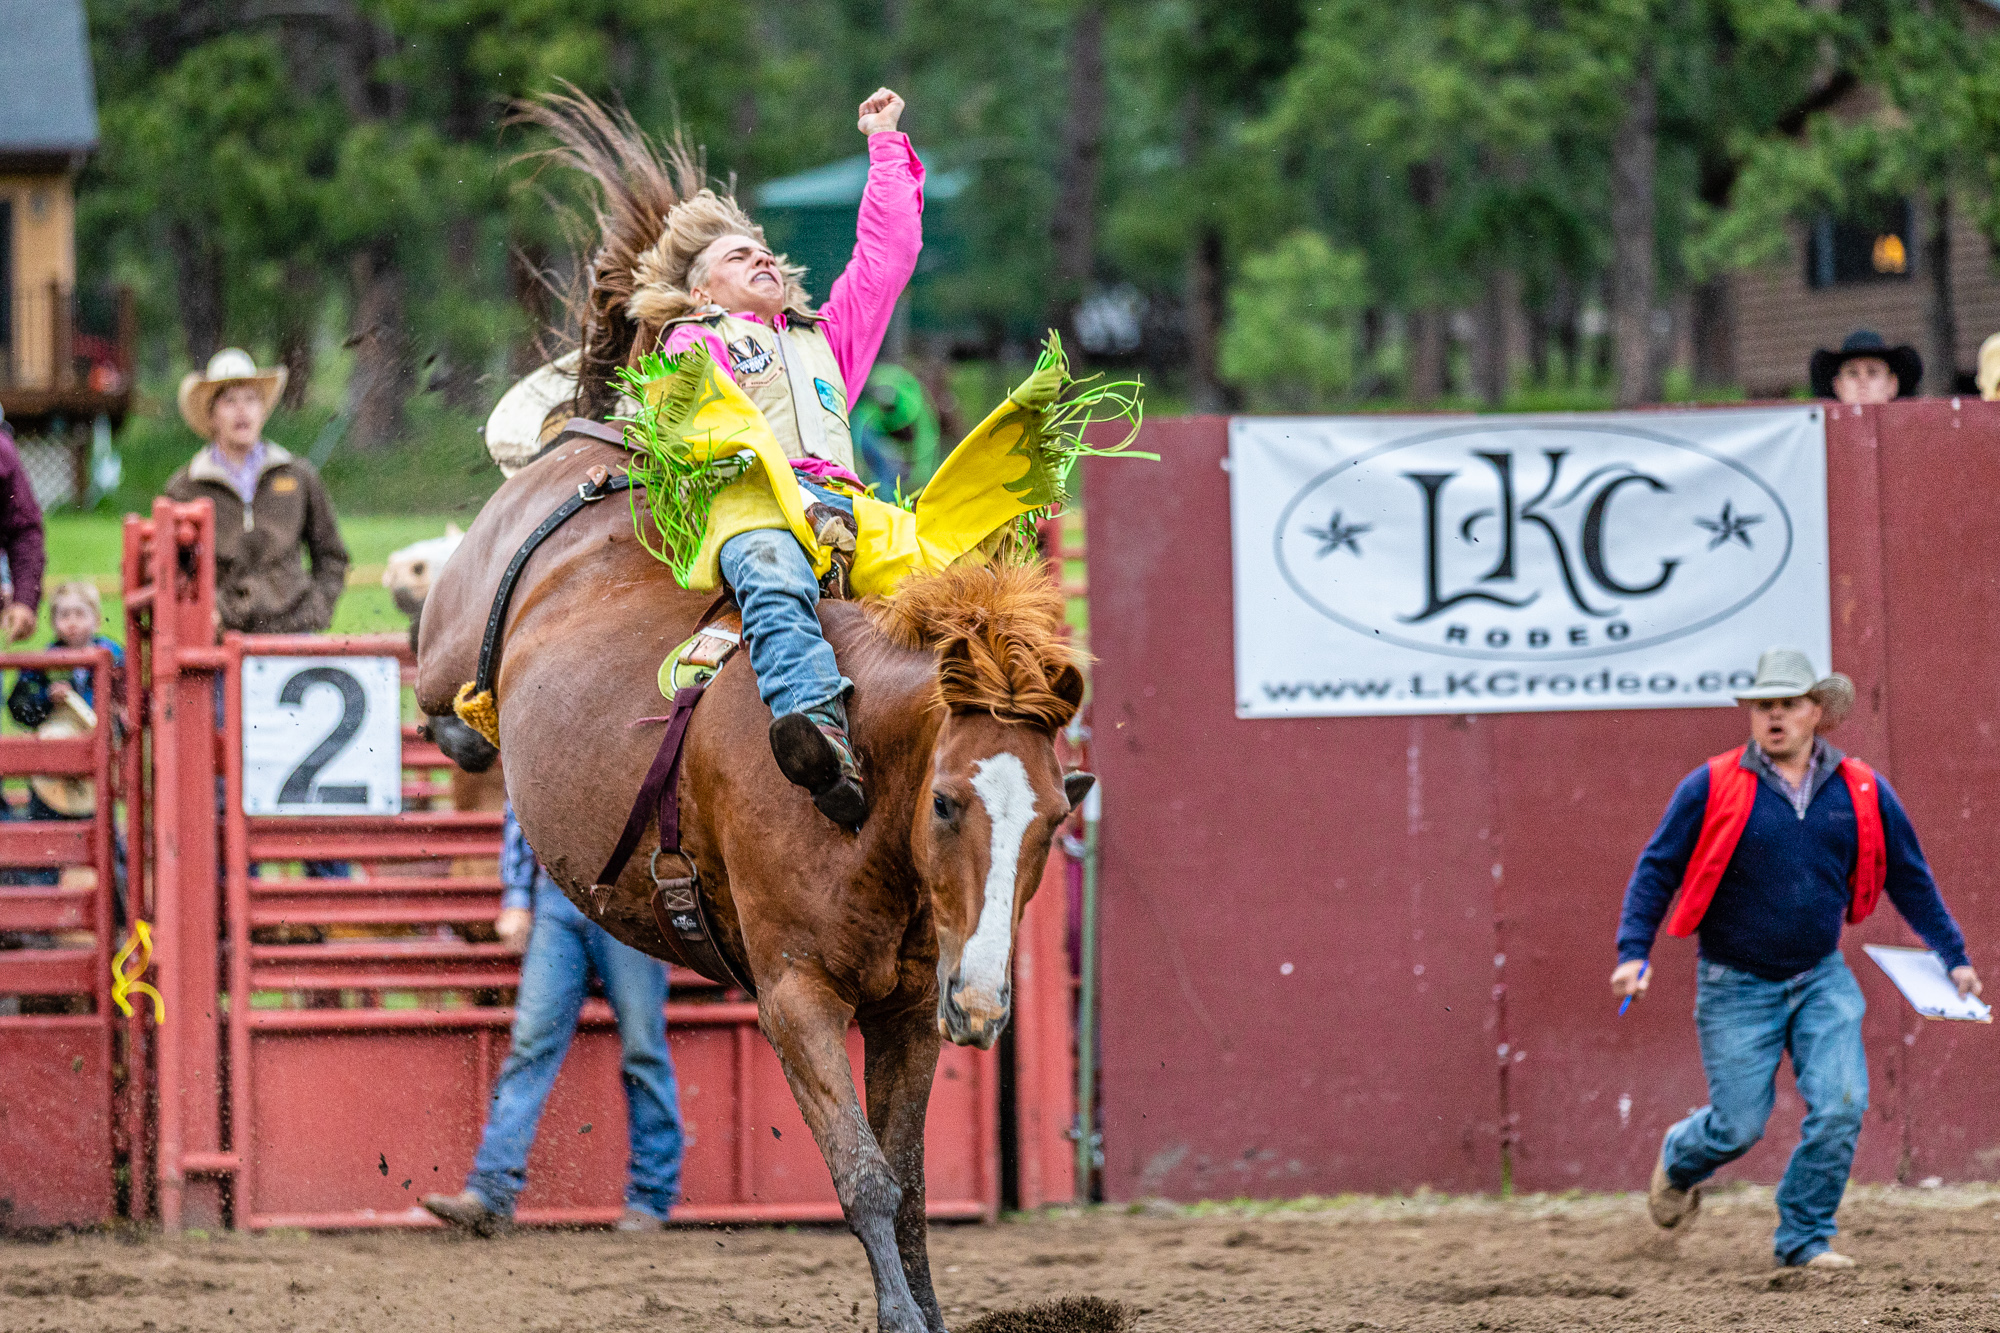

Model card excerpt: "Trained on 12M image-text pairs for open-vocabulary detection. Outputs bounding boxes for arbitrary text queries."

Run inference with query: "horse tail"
[508,86,705,419]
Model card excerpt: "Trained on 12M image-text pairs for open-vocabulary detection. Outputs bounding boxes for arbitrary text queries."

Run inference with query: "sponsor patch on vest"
[271,475,299,494]
[727,337,774,377]
[814,377,844,417]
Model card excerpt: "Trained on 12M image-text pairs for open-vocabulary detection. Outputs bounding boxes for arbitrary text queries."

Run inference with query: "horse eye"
[412,561,426,576]
[933,793,953,821]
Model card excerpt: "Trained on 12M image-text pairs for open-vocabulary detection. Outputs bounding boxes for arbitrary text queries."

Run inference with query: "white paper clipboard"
[1863,945,1992,1023]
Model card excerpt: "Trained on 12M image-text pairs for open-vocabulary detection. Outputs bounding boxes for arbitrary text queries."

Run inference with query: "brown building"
[1730,0,2000,399]
[0,0,130,470]
[1732,203,2000,400]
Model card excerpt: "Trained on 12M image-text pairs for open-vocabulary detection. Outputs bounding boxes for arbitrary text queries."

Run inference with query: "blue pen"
[1618,961,1650,1016]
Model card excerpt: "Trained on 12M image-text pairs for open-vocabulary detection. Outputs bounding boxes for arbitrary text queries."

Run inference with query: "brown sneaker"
[421,1190,509,1237]
[615,1207,669,1232]
[1648,1155,1700,1229]
[1801,1250,1856,1270]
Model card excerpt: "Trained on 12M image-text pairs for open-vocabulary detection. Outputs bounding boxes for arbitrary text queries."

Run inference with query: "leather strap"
[526,416,627,468]
[592,593,756,996]
[651,872,757,998]
[595,684,705,891]
[473,465,633,697]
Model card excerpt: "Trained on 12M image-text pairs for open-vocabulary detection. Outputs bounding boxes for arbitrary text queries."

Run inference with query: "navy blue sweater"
[1618,754,1970,980]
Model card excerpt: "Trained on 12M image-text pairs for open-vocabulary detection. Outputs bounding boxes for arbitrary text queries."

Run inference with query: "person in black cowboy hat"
[1808,330,1922,405]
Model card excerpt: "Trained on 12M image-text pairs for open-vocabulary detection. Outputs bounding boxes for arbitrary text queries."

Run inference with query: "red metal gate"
[0,644,123,1227]
[124,497,1072,1229]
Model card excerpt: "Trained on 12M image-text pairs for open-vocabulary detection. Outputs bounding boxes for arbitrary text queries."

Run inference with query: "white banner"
[1230,408,1831,717]
[242,656,403,815]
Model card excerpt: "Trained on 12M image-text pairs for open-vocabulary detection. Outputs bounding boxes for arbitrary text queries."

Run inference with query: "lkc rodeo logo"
[1273,423,1794,661]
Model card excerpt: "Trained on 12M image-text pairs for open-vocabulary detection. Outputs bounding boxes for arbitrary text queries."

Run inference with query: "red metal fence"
[0,646,122,1227]
[1085,402,2000,1201]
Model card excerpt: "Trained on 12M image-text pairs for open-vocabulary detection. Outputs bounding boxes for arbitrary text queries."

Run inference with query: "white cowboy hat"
[31,690,98,818]
[1734,648,1855,732]
[484,352,580,477]
[177,348,287,439]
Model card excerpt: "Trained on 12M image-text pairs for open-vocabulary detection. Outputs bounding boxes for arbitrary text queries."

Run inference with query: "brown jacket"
[165,443,349,633]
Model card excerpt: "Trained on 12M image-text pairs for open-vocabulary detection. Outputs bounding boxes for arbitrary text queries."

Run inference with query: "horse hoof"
[429,713,500,773]
[811,777,868,829]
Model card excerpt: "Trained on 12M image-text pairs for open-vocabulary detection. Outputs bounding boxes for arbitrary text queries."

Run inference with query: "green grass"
[102,396,500,520]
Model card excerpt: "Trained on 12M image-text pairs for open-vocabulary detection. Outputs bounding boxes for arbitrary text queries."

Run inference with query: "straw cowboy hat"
[1808,330,1922,400]
[1978,332,2000,402]
[177,348,287,439]
[31,690,98,817]
[1734,649,1854,732]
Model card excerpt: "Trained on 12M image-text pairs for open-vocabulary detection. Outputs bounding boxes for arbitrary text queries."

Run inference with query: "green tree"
[1219,230,1369,410]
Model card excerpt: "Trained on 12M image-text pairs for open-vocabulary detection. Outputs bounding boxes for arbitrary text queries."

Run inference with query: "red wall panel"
[1872,400,2000,1183]
[1088,404,2000,1200]
[1088,420,1505,1200]
[0,1024,114,1226]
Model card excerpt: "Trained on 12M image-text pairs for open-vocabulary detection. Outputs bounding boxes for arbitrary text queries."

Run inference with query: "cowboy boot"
[770,696,868,828]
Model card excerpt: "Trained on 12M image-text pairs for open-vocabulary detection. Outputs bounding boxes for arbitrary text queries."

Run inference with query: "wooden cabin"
[0,0,130,447]
[1732,202,2000,399]
[1730,0,2000,397]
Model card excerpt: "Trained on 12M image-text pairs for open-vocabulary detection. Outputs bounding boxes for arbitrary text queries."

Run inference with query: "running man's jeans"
[466,883,684,1220]
[1661,951,1868,1265]
[718,501,852,719]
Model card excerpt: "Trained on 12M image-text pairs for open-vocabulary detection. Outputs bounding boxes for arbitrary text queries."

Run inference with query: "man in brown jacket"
[166,349,348,633]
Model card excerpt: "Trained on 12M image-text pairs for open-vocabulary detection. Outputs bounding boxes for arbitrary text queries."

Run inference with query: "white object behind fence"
[242,655,402,815]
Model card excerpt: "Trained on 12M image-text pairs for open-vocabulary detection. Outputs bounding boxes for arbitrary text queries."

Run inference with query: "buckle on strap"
[650,847,695,896]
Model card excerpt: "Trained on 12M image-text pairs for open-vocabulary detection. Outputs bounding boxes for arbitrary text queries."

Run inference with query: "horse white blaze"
[959,752,1035,1012]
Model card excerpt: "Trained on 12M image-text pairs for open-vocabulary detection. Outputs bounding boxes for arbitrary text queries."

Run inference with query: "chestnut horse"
[414,428,1090,1332]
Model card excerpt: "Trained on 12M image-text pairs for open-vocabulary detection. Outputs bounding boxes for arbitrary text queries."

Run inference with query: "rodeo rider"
[1612,649,1981,1270]
[637,86,920,827]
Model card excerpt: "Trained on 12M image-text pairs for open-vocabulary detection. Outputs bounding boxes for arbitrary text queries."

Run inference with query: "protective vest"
[666,313,855,470]
[1663,744,1887,937]
[633,342,1085,597]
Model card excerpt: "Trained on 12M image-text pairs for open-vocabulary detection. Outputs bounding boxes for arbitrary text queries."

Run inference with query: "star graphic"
[1306,509,1372,557]
[1693,501,1764,551]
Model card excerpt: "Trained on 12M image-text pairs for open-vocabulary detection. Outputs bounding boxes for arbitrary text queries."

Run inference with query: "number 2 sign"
[242,656,403,815]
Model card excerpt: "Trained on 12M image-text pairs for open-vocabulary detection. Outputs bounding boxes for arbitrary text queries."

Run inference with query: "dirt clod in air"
[959,1295,1135,1333]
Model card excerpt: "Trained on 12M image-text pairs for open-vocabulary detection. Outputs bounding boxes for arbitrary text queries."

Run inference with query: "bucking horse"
[415,98,1101,1333]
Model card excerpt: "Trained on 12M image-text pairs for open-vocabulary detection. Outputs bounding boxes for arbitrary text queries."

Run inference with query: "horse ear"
[1063,770,1096,813]
[1051,662,1086,716]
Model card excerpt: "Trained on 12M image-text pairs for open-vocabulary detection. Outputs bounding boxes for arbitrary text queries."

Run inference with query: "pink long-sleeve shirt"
[664,131,925,487]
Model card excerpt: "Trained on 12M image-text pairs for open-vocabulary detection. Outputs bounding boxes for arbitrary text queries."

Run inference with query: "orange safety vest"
[1663,744,1887,937]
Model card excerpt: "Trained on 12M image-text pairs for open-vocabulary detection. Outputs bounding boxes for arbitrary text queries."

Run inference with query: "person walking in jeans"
[1612,649,1981,1269]
[424,805,684,1233]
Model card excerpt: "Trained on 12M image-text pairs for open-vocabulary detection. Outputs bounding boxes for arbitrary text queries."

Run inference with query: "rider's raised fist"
[858,88,904,136]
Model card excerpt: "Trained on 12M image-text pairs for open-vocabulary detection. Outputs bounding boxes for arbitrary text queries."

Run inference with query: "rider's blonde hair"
[626,190,813,331]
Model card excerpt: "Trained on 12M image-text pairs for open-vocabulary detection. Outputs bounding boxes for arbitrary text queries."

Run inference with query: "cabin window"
[1806,201,1914,288]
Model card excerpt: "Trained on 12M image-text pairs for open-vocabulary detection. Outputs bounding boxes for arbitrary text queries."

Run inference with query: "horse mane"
[509,89,706,420]
[867,562,1088,733]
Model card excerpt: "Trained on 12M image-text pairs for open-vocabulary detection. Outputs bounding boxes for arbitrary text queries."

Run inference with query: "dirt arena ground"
[3,1184,1996,1332]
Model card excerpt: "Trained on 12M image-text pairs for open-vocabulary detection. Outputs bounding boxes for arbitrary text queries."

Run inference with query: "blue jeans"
[1661,952,1869,1265]
[466,883,684,1219]
[718,492,852,719]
